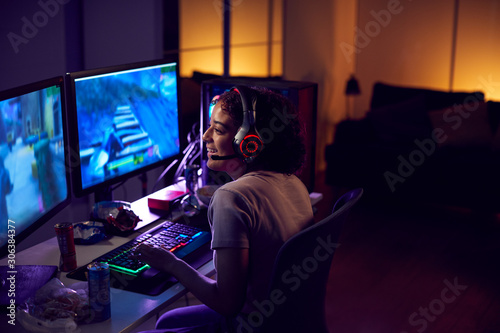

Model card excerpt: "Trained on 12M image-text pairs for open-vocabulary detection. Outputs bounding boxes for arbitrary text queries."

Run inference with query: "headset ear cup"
[240,134,263,159]
[231,85,264,162]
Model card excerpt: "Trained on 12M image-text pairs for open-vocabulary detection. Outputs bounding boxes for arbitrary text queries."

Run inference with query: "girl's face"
[202,101,246,180]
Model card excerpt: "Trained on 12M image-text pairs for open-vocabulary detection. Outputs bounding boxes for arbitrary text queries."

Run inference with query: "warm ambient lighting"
[449,0,500,101]
[179,0,283,78]
[179,49,224,77]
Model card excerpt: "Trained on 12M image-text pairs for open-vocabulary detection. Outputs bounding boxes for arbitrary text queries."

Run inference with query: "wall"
[453,0,500,100]
[83,0,164,69]
[0,0,166,252]
[354,0,500,116]
[354,0,456,116]
[283,0,357,171]
[0,1,69,91]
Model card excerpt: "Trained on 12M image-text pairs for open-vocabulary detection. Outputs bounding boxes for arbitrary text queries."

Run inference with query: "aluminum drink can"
[87,262,111,322]
[54,223,77,271]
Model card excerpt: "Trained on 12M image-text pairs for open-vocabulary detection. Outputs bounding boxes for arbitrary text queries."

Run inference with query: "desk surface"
[0,186,215,333]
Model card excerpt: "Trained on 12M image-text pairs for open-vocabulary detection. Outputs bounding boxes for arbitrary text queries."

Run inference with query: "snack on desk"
[108,206,140,231]
[17,278,89,332]
[73,221,106,245]
[91,201,140,235]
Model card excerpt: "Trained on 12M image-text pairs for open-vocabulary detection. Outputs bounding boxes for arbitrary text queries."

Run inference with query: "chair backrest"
[332,187,364,213]
[257,188,363,333]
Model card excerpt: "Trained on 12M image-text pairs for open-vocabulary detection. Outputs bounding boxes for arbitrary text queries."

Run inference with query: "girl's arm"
[135,244,249,316]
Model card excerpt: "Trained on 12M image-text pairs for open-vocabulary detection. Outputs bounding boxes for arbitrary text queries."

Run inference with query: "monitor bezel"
[65,57,182,199]
[0,76,72,258]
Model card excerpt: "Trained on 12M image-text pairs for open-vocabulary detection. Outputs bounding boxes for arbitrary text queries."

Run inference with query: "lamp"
[345,74,361,119]
[345,74,361,95]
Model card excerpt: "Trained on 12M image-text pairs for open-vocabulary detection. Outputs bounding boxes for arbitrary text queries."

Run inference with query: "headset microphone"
[210,154,238,160]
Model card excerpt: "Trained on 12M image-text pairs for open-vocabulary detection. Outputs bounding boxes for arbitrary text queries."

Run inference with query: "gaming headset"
[231,85,264,163]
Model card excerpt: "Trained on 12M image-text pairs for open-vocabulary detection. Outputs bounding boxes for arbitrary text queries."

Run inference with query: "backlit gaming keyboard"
[89,221,211,276]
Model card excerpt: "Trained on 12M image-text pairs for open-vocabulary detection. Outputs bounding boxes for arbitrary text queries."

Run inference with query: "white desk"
[0,186,215,333]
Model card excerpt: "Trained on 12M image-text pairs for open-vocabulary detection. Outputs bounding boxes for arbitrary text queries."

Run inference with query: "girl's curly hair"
[218,86,306,175]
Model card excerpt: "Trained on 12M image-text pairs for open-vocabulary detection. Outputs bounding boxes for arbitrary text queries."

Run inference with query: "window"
[179,0,283,78]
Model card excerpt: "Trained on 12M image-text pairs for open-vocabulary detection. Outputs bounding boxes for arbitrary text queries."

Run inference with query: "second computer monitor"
[0,76,71,257]
[66,59,181,200]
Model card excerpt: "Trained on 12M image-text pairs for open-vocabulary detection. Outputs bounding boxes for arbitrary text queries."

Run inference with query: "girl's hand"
[132,243,179,273]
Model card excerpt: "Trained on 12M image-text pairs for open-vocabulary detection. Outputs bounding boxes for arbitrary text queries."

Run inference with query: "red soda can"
[54,223,77,271]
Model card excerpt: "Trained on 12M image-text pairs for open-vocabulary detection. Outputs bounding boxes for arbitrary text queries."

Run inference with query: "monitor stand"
[95,186,113,203]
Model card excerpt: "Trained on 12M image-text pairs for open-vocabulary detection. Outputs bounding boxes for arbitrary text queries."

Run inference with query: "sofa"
[325,82,500,212]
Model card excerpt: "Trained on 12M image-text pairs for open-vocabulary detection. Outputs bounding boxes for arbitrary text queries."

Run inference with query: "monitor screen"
[0,77,70,258]
[66,59,181,199]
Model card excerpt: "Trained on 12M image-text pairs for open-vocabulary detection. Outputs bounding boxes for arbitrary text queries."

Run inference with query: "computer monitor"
[200,78,318,192]
[66,58,181,201]
[0,76,71,258]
